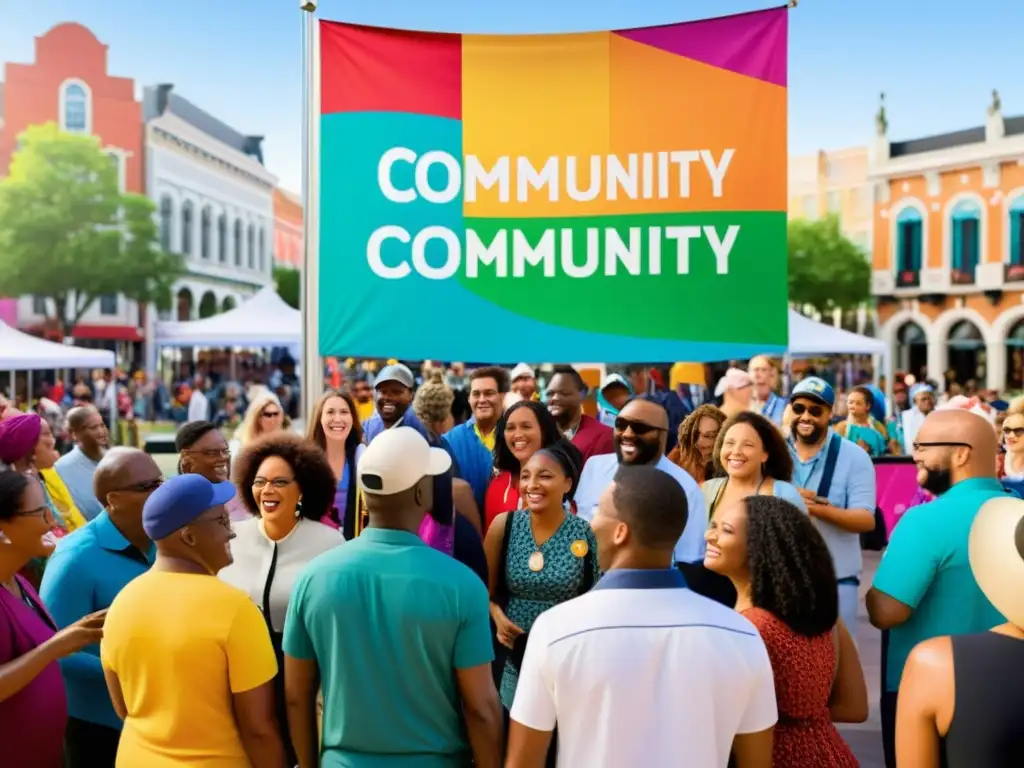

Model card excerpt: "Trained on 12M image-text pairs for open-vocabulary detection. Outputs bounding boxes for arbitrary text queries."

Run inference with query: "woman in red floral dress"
[705,494,868,767]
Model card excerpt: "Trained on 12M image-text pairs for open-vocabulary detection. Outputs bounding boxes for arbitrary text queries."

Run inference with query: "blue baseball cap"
[790,377,835,408]
[142,474,236,541]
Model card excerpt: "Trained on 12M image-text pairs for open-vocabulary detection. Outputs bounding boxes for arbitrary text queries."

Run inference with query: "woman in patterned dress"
[704,494,868,767]
[484,440,598,714]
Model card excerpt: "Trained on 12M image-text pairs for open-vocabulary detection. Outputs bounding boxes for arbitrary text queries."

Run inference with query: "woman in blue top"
[701,411,808,521]
[836,386,888,458]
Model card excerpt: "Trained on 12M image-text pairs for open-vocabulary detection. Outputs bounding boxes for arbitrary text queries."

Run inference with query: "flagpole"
[300,0,323,421]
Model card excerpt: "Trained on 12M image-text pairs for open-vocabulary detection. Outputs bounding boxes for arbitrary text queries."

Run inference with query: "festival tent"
[153,287,301,348]
[787,309,887,357]
[0,321,116,370]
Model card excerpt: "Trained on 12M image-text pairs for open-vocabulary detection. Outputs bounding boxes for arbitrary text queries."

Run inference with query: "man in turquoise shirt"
[284,427,502,767]
[867,408,1006,768]
[40,448,161,768]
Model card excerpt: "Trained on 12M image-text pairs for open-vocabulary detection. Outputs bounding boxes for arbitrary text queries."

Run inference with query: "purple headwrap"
[0,413,43,464]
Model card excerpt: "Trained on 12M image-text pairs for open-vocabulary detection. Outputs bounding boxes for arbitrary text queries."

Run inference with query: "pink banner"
[874,459,919,535]
[0,299,17,327]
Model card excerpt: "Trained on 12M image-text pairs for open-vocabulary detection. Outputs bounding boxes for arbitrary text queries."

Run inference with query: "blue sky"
[2,0,1021,193]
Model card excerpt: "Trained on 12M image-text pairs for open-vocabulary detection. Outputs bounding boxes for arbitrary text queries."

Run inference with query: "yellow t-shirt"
[355,399,375,425]
[101,571,278,768]
[474,422,496,452]
[40,469,88,533]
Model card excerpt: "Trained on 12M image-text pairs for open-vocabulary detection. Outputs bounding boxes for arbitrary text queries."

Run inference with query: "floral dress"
[499,511,597,708]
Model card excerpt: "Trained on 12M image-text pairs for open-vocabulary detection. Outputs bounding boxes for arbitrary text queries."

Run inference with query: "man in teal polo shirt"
[283,427,502,768]
[867,408,1006,768]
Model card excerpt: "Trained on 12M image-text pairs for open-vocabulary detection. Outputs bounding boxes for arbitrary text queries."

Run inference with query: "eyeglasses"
[912,441,973,451]
[614,417,667,436]
[115,478,164,494]
[1003,427,1024,438]
[253,478,295,489]
[790,403,826,418]
[13,504,52,520]
[261,411,282,419]
[184,447,230,459]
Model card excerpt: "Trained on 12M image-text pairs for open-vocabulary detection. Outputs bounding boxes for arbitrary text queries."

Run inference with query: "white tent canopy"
[0,321,116,370]
[154,286,300,348]
[787,309,887,357]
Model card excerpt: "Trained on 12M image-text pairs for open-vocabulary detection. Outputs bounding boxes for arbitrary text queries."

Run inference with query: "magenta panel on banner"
[874,460,919,535]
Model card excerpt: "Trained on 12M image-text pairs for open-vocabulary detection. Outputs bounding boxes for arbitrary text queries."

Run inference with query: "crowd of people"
[0,356,1021,767]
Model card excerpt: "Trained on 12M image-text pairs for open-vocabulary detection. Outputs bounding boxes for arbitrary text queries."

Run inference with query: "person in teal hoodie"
[444,366,509,510]
[596,373,634,428]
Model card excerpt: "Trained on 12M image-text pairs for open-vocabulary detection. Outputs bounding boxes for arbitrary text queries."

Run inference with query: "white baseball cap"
[358,426,452,495]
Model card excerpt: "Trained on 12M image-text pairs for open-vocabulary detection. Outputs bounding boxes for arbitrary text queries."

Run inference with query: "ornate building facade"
[871,92,1024,391]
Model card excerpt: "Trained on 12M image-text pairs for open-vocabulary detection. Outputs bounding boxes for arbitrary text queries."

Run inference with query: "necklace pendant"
[528,551,545,572]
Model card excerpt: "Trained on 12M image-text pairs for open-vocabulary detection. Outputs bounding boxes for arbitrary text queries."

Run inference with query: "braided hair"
[746,495,838,637]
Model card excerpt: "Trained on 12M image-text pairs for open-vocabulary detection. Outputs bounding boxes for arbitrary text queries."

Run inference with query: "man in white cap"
[509,364,539,402]
[715,368,754,419]
[283,427,502,768]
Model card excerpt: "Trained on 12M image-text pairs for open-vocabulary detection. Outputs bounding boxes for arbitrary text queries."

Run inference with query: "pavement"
[152,452,888,764]
[838,550,886,767]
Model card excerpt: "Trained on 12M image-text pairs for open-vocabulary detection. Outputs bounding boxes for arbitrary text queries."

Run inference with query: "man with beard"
[546,366,614,464]
[573,396,706,564]
[786,378,875,632]
[867,408,1005,768]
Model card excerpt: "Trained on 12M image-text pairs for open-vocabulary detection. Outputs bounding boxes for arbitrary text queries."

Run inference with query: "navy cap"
[790,377,835,408]
[142,474,236,541]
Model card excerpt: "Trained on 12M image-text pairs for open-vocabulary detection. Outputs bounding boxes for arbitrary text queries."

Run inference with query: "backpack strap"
[494,511,517,608]
[816,434,842,501]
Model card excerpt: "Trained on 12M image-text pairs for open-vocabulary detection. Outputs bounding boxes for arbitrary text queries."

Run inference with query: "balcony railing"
[1005,263,1024,283]
[950,267,977,285]
[896,270,920,288]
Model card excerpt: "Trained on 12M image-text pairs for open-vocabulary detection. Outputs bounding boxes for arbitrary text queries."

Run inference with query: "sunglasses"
[1003,427,1024,438]
[791,403,826,418]
[614,417,667,436]
[261,410,282,419]
[115,478,164,494]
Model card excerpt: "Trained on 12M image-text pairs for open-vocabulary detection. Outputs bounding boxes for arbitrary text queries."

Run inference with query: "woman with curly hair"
[701,411,807,522]
[704,495,868,767]
[484,400,564,532]
[668,404,725,484]
[306,390,365,538]
[220,431,343,764]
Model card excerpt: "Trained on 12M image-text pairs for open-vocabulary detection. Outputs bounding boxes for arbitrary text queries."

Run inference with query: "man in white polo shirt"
[507,465,776,767]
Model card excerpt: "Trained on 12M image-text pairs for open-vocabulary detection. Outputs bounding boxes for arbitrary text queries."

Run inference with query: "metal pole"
[300,0,323,423]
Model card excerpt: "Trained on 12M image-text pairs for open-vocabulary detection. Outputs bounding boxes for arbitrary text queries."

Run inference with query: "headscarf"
[0,413,42,465]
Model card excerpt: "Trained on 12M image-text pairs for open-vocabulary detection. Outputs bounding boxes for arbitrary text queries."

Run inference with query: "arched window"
[60,82,90,133]
[1010,196,1024,267]
[234,220,243,265]
[181,201,194,257]
[948,319,983,347]
[897,321,926,346]
[895,207,923,286]
[217,214,227,263]
[199,291,218,319]
[222,296,237,313]
[951,199,981,284]
[200,206,212,260]
[159,196,173,252]
[247,224,255,269]
[258,228,266,272]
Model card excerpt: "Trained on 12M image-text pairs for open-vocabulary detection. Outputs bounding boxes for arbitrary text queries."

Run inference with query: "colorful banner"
[317,8,788,362]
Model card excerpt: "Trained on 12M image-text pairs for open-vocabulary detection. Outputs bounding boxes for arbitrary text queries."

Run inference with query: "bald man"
[749,355,786,425]
[41,448,162,767]
[55,405,110,522]
[573,396,708,564]
[867,409,1007,767]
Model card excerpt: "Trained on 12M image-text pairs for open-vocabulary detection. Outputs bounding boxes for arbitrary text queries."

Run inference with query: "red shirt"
[571,413,615,464]
[484,471,519,533]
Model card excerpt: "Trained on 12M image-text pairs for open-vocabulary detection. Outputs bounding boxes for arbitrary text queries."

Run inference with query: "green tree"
[788,214,871,318]
[0,123,180,335]
[274,266,300,309]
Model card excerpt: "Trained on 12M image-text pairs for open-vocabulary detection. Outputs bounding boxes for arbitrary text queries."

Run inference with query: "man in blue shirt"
[54,405,109,521]
[867,408,1006,767]
[283,427,501,767]
[41,447,161,768]
[444,366,509,510]
[787,377,876,634]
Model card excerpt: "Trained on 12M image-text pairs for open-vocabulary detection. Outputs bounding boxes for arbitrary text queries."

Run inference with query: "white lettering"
[412,226,461,279]
[566,156,601,202]
[512,230,556,277]
[665,226,702,274]
[465,229,508,278]
[604,228,642,275]
[701,149,735,198]
[670,151,700,198]
[414,151,461,204]
[367,226,412,278]
[377,148,417,203]
[705,225,740,274]
[606,154,639,201]
[517,157,559,203]
[648,226,662,275]
[561,229,599,278]
[464,156,510,203]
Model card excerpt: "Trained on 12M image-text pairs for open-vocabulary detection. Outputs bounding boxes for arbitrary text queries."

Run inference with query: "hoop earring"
[295,499,303,518]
